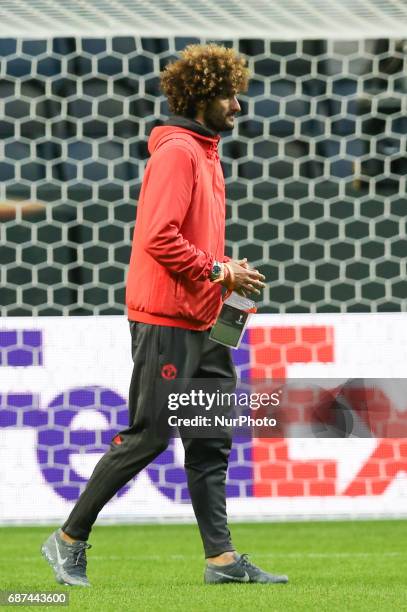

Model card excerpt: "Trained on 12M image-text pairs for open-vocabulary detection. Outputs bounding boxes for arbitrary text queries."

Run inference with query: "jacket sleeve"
[141,144,214,282]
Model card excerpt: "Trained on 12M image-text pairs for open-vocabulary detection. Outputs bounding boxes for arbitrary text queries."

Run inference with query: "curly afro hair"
[160,43,249,118]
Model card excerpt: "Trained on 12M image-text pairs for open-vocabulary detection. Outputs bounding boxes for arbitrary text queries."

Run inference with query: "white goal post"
[0,0,407,39]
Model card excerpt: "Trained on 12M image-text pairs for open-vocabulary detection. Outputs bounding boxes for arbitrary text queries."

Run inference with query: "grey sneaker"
[205,553,288,584]
[41,529,91,587]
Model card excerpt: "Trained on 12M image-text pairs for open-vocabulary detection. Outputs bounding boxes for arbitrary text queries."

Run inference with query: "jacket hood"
[148,116,220,155]
[165,116,218,137]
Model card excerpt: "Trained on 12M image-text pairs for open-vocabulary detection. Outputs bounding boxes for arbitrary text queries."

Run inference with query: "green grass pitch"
[1,520,406,611]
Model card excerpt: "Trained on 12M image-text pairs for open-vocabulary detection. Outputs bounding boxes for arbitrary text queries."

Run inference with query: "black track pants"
[62,321,237,557]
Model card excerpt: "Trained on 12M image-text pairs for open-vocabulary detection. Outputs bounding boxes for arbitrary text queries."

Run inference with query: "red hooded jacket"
[126,119,230,330]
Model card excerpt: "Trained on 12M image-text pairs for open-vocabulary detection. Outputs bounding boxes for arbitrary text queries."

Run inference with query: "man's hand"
[222,258,266,295]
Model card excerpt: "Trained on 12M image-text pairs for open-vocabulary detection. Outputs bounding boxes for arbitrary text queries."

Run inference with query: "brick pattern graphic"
[253,439,336,497]
[0,325,406,506]
[343,440,407,496]
[249,325,334,379]
[0,330,43,366]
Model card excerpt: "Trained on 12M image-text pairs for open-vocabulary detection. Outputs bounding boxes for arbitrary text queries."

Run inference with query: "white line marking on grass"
[4,551,405,562]
[90,551,406,561]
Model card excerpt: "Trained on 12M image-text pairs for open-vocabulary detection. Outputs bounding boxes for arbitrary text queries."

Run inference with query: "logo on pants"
[161,363,177,380]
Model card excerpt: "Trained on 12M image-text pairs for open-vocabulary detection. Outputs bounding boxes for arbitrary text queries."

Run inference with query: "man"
[42,43,288,587]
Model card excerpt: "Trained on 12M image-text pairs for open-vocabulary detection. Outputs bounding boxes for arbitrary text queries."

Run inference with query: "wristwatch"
[210,260,223,282]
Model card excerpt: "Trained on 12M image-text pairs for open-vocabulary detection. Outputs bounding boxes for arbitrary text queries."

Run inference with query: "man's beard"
[203,103,235,133]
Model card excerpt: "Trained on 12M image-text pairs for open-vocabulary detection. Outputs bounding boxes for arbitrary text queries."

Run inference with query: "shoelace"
[72,542,91,568]
[239,553,259,572]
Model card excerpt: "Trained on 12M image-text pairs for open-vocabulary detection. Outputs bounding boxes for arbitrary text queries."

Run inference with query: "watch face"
[211,262,222,279]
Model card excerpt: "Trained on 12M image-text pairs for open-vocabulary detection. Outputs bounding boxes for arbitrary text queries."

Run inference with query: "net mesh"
[1,36,407,315]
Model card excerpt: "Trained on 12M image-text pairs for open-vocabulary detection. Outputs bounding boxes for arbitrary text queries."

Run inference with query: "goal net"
[1,0,407,315]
